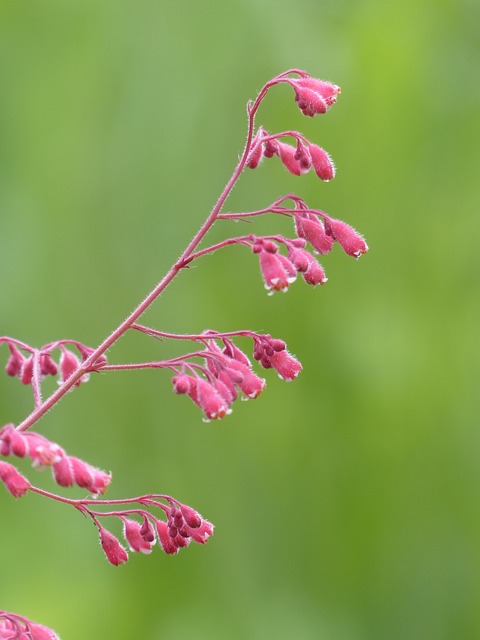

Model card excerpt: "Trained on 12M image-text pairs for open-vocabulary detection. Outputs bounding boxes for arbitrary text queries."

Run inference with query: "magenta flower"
[0,461,31,498]
[288,246,327,286]
[324,217,369,258]
[307,143,336,181]
[122,518,155,554]
[295,214,335,255]
[98,526,129,566]
[254,240,297,294]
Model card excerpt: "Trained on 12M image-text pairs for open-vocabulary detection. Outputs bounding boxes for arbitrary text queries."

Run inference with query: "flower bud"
[0,461,31,497]
[307,143,335,181]
[288,247,327,286]
[258,249,297,294]
[324,217,369,258]
[295,77,340,107]
[5,344,24,377]
[295,215,334,255]
[140,517,156,543]
[39,353,58,376]
[269,349,303,381]
[20,356,33,385]
[186,518,214,544]
[98,526,129,566]
[277,142,305,176]
[155,519,179,555]
[179,503,202,529]
[123,518,154,554]
[52,456,74,487]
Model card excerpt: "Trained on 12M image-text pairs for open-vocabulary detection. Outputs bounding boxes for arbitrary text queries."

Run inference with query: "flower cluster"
[0,423,111,497]
[252,236,327,293]
[93,499,213,565]
[248,127,335,181]
[0,611,59,640]
[167,331,301,420]
[1,338,106,389]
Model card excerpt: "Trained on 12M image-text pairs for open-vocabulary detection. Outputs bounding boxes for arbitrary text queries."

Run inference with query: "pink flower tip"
[99,526,129,566]
[28,622,61,640]
[123,518,155,554]
[0,461,31,497]
[269,349,302,381]
[289,77,340,117]
[324,217,369,258]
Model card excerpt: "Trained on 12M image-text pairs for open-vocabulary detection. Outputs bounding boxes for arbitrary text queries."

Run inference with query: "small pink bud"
[179,503,202,529]
[99,526,129,566]
[269,349,302,381]
[140,517,156,543]
[295,77,340,107]
[295,215,334,255]
[308,143,335,181]
[302,259,327,286]
[39,353,58,376]
[0,461,31,497]
[222,339,251,367]
[155,519,179,555]
[263,138,278,158]
[277,142,306,176]
[295,86,328,116]
[246,131,264,169]
[186,518,214,544]
[59,347,88,386]
[172,374,193,395]
[237,367,266,399]
[5,344,24,377]
[123,518,154,554]
[52,456,74,487]
[288,246,310,272]
[294,141,312,170]
[195,378,230,421]
[288,247,327,286]
[69,456,111,496]
[324,217,368,258]
[258,249,297,294]
[20,356,33,385]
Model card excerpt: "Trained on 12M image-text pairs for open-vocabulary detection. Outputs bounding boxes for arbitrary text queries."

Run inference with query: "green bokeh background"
[1,1,479,638]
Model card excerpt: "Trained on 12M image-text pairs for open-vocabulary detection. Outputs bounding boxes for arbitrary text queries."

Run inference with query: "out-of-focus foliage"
[1,1,479,638]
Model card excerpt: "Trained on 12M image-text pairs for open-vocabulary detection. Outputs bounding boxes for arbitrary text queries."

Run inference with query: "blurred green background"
[1,0,479,638]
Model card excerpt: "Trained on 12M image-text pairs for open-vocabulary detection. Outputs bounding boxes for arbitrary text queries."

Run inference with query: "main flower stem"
[16,89,263,433]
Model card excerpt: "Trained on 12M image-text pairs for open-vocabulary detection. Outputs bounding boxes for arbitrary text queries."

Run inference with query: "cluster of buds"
[252,237,327,293]
[0,423,111,496]
[292,202,368,260]
[92,499,213,565]
[247,127,335,182]
[167,331,302,421]
[0,611,59,640]
[286,74,340,117]
[0,451,212,566]
[1,338,106,389]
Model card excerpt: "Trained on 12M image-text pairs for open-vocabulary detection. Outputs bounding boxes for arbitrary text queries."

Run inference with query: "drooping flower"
[98,526,129,566]
[253,240,297,294]
[122,518,155,554]
[323,217,369,258]
[0,461,31,498]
